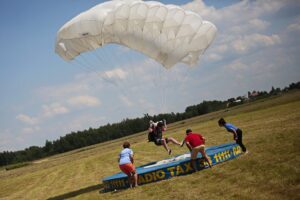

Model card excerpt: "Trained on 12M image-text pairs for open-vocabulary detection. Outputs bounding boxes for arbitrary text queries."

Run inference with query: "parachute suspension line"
[93,47,109,66]
[69,55,99,76]
[81,37,133,99]
[89,22,139,104]
[125,49,141,90]
[67,59,105,89]
[91,47,133,114]
[84,37,120,83]
[68,59,94,75]
[159,66,167,113]
[68,57,131,115]
[150,59,159,110]
[151,58,166,114]
[103,45,134,98]
[71,57,119,88]
[90,47,122,87]
[62,42,120,88]
[88,38,136,105]
[81,37,113,72]
[163,67,169,113]
[70,55,131,113]
[157,15,168,114]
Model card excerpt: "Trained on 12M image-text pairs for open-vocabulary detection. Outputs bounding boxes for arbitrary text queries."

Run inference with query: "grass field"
[0,91,299,200]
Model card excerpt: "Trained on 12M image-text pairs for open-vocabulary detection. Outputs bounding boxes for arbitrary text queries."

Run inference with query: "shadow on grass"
[47,183,103,200]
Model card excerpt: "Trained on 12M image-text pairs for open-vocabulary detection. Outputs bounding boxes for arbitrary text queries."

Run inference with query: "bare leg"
[191,159,197,171]
[128,176,133,188]
[167,137,182,146]
[199,149,212,168]
[161,139,172,154]
[133,172,138,187]
[190,149,198,171]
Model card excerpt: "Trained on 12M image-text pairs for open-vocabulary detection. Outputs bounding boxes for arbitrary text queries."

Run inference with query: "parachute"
[55,0,217,68]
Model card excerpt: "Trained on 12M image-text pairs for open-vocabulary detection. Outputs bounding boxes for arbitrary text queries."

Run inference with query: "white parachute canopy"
[55,0,217,68]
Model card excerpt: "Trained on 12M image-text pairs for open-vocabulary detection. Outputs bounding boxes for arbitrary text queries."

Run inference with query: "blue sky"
[1,0,299,151]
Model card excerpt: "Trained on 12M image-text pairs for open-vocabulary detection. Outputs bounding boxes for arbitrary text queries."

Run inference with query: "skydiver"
[148,119,182,155]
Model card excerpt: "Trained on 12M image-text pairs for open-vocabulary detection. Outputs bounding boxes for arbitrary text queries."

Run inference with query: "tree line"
[1,81,299,167]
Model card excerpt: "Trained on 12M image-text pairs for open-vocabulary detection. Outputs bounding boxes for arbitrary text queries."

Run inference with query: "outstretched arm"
[163,119,167,129]
[186,142,192,152]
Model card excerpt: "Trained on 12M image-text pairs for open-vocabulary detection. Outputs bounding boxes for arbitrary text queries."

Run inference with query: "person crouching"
[118,141,138,188]
[183,129,211,171]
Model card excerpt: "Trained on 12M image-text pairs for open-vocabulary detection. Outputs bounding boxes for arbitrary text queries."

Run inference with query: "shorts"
[154,137,169,146]
[191,144,205,160]
[119,163,136,176]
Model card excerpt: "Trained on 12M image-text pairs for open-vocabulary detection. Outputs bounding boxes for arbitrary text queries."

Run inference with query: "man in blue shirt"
[218,118,247,153]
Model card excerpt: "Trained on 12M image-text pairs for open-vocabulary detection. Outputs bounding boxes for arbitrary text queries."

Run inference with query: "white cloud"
[38,82,91,100]
[287,23,300,32]
[120,95,133,107]
[232,34,281,53]
[67,95,101,107]
[16,114,39,125]
[226,60,248,71]
[22,126,40,134]
[42,103,69,118]
[230,19,270,34]
[57,114,107,134]
[249,19,270,30]
[214,44,228,53]
[206,53,223,62]
[181,0,216,18]
[218,0,283,23]
[104,68,128,80]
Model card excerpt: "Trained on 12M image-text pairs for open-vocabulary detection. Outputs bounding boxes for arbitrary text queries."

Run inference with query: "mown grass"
[0,91,299,200]
[4,162,32,171]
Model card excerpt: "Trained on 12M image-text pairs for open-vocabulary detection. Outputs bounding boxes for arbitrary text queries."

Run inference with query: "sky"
[0,0,299,151]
